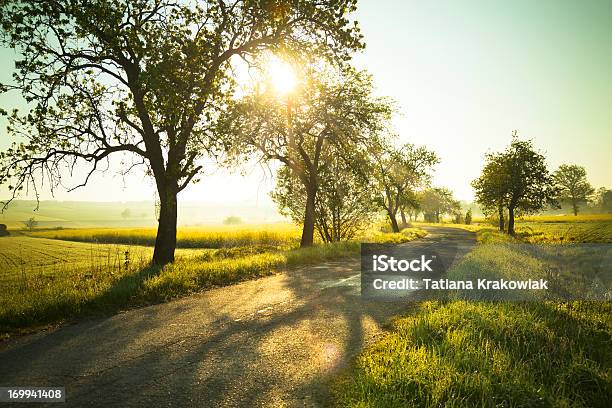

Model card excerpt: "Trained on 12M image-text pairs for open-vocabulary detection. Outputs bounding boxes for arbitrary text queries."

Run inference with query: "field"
[416,214,612,244]
[0,225,426,337]
[27,223,303,248]
[336,218,612,407]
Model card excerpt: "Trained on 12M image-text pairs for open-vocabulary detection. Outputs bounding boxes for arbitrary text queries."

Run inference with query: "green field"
[0,225,426,337]
[0,236,201,275]
[416,215,612,244]
[336,219,612,407]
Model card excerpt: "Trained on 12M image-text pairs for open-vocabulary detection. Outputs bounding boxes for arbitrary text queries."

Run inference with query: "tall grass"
[335,220,611,407]
[28,224,302,248]
[335,300,611,407]
[1,228,428,336]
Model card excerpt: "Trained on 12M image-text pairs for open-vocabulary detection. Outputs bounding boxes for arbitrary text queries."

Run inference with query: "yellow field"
[28,223,303,248]
[473,213,612,223]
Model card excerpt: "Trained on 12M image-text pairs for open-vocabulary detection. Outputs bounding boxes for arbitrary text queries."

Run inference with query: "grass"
[366,227,429,244]
[416,218,612,244]
[335,300,611,407]
[470,213,612,224]
[0,226,427,337]
[27,223,303,248]
[336,219,611,407]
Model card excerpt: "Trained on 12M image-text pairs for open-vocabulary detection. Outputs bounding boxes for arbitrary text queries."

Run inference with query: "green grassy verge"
[336,300,611,407]
[335,222,611,407]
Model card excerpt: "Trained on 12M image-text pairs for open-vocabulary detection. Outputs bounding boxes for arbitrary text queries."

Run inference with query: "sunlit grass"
[0,227,428,336]
[365,227,429,244]
[335,300,611,407]
[336,219,611,407]
[415,219,612,243]
[471,213,612,223]
[27,223,303,248]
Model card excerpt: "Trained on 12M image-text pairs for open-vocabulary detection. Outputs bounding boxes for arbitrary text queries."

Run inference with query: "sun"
[267,56,297,96]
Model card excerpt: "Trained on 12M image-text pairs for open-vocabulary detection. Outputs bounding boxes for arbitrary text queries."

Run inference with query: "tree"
[370,142,438,232]
[223,216,243,225]
[23,217,38,231]
[0,0,364,265]
[464,209,472,225]
[594,187,612,213]
[121,208,132,219]
[272,150,377,242]
[223,66,391,246]
[554,164,594,216]
[398,190,419,227]
[473,136,557,235]
[471,152,509,231]
[419,187,458,223]
[501,138,558,235]
[453,211,463,224]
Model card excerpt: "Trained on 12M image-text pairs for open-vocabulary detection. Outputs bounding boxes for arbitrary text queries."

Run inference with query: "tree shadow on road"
[0,228,477,407]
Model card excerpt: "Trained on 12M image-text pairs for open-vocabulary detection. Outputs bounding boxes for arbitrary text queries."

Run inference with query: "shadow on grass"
[0,263,165,337]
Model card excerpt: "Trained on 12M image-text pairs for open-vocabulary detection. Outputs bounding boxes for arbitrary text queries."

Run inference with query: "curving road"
[0,227,475,407]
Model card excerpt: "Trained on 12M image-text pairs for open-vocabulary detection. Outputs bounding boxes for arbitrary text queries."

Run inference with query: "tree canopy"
[472,136,557,234]
[369,141,438,232]
[220,65,392,246]
[0,0,364,264]
[554,164,594,216]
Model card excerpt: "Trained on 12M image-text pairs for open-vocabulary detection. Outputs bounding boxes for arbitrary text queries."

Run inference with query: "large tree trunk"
[153,186,178,265]
[507,207,516,236]
[498,206,505,232]
[388,209,400,233]
[300,183,317,247]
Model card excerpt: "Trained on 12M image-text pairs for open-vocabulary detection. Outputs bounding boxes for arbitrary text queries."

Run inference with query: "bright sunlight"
[267,55,297,96]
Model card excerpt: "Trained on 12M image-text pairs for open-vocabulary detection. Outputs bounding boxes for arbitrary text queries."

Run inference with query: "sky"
[0,0,611,205]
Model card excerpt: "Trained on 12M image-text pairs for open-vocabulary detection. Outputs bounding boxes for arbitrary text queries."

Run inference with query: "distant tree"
[272,151,377,242]
[23,217,38,231]
[223,216,243,225]
[473,136,557,235]
[121,208,132,219]
[465,209,472,225]
[398,190,419,228]
[594,187,612,213]
[0,223,9,236]
[420,187,458,223]
[0,0,364,265]
[471,152,509,231]
[370,142,438,232]
[501,138,558,234]
[453,211,464,224]
[554,164,595,216]
[222,67,391,246]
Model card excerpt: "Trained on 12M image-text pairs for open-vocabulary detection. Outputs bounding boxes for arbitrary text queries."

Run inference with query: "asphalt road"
[0,227,475,407]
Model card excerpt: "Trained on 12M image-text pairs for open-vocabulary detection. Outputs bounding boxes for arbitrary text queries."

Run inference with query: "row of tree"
[222,64,444,241]
[471,134,606,235]
[0,0,374,264]
[0,1,447,264]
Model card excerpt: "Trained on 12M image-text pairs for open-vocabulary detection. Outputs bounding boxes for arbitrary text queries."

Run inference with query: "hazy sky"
[1,0,611,204]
